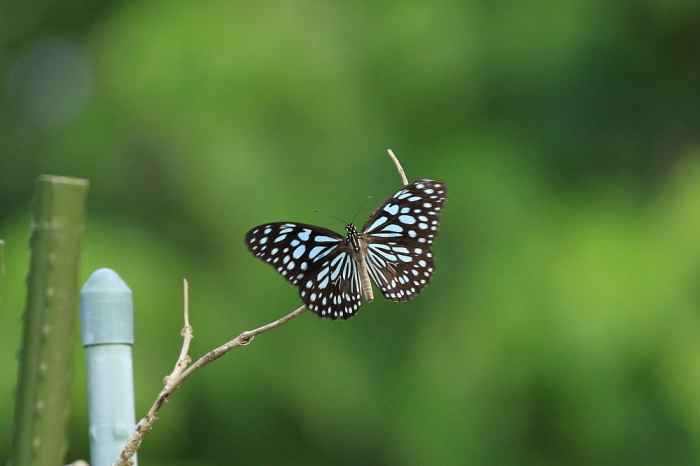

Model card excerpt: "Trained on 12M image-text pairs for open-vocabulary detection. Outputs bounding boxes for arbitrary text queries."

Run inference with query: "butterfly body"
[245,179,446,319]
[344,223,375,302]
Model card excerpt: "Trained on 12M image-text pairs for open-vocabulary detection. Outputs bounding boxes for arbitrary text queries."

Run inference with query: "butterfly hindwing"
[364,241,436,302]
[297,250,363,320]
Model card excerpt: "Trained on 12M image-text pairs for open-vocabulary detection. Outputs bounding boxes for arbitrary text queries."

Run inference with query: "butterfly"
[245,179,447,319]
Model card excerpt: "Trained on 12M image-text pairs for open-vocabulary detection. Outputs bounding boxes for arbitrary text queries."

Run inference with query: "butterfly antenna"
[350,196,373,225]
[314,209,348,226]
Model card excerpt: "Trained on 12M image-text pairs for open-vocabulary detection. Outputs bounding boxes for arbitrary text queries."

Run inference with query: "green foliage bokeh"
[2,1,700,465]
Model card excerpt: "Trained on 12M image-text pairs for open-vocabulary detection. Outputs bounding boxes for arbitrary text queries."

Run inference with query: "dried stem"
[113,300,308,466]
[165,279,193,386]
[387,149,408,186]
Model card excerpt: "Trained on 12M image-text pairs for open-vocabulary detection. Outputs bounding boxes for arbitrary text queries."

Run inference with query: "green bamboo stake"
[0,239,4,314]
[9,175,89,466]
[0,239,5,281]
[0,239,4,309]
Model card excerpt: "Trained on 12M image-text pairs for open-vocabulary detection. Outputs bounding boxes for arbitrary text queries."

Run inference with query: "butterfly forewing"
[245,223,343,286]
[245,178,447,319]
[362,179,446,245]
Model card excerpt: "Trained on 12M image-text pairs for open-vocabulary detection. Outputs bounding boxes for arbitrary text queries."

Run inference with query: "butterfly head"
[345,223,362,252]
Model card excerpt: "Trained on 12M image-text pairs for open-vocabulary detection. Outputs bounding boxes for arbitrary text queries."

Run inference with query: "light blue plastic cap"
[80,268,134,346]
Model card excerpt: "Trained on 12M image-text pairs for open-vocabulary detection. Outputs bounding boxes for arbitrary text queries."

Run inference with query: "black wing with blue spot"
[360,179,447,302]
[246,222,343,286]
[245,222,363,319]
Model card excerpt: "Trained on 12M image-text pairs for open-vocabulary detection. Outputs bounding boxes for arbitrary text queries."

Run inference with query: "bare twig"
[165,280,193,386]
[113,304,308,466]
[387,149,408,186]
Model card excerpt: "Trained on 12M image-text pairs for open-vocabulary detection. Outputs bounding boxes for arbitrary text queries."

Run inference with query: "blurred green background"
[3,1,700,465]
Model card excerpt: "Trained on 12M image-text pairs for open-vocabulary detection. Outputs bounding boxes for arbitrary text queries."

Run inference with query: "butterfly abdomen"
[345,224,374,303]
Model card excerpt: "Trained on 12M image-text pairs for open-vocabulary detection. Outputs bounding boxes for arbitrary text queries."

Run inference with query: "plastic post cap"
[80,268,134,345]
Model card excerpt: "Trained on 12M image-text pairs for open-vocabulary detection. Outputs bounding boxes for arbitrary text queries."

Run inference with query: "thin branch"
[166,279,193,386]
[175,304,307,385]
[113,304,307,466]
[387,149,408,186]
